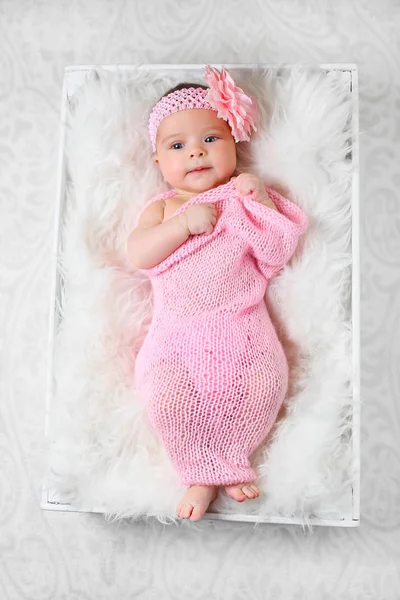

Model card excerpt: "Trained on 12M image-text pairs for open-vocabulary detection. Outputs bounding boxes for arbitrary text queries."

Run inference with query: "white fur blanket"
[47,65,355,525]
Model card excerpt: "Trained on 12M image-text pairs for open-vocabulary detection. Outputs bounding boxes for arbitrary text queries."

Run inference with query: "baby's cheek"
[163,158,184,184]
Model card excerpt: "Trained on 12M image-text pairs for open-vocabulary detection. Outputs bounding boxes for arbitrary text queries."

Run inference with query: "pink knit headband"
[148,65,259,152]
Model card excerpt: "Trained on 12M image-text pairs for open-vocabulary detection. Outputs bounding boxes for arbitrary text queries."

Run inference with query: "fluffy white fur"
[48,66,355,525]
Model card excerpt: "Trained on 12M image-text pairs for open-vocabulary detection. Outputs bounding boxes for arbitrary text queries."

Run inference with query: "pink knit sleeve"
[240,187,309,280]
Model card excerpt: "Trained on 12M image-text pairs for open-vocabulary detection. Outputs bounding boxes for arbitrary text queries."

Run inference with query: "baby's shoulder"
[136,198,166,229]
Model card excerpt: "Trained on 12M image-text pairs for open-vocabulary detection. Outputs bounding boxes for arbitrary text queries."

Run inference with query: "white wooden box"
[42,64,360,527]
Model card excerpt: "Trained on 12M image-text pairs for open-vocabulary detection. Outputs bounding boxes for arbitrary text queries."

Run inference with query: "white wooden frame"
[42,64,360,527]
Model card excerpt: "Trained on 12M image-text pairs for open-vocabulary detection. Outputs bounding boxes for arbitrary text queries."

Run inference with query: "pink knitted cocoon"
[134,180,308,486]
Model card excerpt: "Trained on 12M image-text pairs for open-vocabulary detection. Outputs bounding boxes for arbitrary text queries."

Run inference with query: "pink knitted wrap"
[134,180,308,486]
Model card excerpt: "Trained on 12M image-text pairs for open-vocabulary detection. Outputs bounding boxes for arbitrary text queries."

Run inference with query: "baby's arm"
[128,201,190,270]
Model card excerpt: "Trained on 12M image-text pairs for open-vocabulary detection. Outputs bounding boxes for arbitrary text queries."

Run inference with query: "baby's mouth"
[188,167,211,174]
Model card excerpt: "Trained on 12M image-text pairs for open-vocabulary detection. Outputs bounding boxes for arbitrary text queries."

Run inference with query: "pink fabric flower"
[203,65,259,142]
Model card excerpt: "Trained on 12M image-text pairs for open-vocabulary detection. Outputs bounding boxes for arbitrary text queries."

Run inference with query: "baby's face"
[154,109,237,195]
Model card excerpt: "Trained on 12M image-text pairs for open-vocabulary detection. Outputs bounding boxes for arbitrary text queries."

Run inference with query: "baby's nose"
[189,146,205,158]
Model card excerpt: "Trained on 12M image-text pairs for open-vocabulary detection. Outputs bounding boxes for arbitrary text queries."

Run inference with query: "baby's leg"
[224,353,287,502]
[147,359,218,521]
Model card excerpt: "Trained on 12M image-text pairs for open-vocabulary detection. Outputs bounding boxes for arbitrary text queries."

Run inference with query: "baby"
[128,66,308,521]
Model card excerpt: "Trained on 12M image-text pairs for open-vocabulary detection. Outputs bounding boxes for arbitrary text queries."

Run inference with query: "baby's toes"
[249,484,260,498]
[224,485,246,502]
[242,486,255,499]
[189,503,205,522]
[242,484,259,499]
[176,502,193,519]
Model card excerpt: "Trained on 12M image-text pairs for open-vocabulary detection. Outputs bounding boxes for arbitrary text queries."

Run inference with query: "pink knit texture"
[148,87,213,152]
[134,180,308,486]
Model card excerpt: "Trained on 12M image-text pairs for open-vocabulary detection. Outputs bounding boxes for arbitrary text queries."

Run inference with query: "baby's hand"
[231,173,267,202]
[182,203,218,236]
[231,173,277,210]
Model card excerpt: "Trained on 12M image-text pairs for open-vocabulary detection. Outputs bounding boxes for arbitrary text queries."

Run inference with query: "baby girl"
[128,66,308,522]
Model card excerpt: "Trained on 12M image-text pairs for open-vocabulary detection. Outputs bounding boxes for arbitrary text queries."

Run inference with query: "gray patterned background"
[1,0,399,598]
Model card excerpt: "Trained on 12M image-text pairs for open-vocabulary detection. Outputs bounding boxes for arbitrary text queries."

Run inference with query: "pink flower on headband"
[203,65,258,143]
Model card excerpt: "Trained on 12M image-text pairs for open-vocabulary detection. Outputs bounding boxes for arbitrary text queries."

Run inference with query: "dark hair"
[161,82,208,98]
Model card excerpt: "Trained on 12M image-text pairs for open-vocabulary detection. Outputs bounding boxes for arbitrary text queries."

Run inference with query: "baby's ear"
[154,153,159,164]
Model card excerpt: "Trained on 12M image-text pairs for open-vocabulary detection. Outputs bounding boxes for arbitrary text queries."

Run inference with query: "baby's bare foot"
[176,485,218,521]
[224,483,260,502]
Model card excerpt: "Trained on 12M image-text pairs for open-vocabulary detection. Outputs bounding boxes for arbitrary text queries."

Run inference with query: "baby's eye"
[171,142,183,150]
[205,136,217,143]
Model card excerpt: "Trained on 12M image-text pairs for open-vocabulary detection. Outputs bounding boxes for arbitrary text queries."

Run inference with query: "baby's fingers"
[234,174,254,194]
[235,181,252,196]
